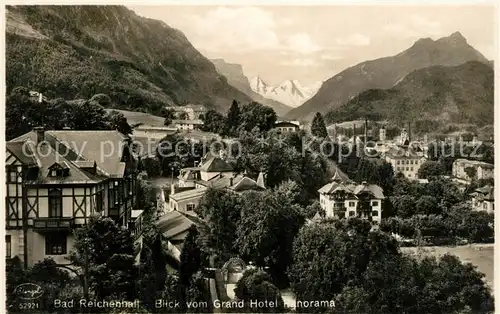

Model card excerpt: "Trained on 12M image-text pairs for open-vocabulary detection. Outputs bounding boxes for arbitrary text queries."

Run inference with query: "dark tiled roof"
[474,185,494,201]
[45,130,129,177]
[6,142,38,166]
[156,211,196,239]
[8,129,132,184]
[319,181,385,199]
[353,184,385,199]
[385,145,424,159]
[199,155,233,172]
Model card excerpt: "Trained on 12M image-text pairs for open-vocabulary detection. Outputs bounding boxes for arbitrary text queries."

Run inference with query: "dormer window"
[48,162,70,177]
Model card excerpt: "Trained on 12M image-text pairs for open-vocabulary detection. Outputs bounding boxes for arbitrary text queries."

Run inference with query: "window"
[372,201,379,207]
[349,211,355,217]
[109,188,116,208]
[372,210,378,217]
[406,167,409,171]
[48,189,62,218]
[349,201,355,207]
[396,161,400,165]
[49,169,66,177]
[411,167,414,171]
[95,191,103,212]
[186,203,196,211]
[45,234,67,255]
[410,160,413,165]
[6,235,11,259]
[406,160,410,165]
[8,170,17,183]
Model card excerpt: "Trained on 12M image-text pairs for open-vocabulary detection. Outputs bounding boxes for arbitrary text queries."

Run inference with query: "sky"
[129,4,496,86]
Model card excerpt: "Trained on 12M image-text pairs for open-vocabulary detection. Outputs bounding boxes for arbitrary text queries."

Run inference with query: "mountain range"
[286,32,491,121]
[210,59,292,117]
[327,61,493,130]
[250,77,322,108]
[5,5,251,115]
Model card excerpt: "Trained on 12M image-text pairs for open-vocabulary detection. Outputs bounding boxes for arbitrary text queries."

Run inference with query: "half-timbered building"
[5,128,139,268]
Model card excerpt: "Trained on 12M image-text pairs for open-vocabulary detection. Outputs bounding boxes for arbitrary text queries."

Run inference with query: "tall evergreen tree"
[311,112,328,138]
[70,217,138,300]
[226,99,241,136]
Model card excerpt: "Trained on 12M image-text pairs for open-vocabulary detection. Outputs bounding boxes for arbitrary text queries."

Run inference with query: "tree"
[67,99,111,130]
[375,162,394,194]
[70,217,138,300]
[463,211,494,243]
[140,157,162,177]
[107,110,133,135]
[389,195,417,218]
[6,258,82,313]
[288,219,400,313]
[236,181,305,286]
[335,254,494,314]
[234,268,285,313]
[239,102,277,132]
[162,108,175,126]
[311,112,329,138]
[418,161,446,179]
[415,195,440,215]
[156,133,202,176]
[136,171,156,210]
[226,99,242,136]
[179,226,202,286]
[195,189,242,265]
[201,109,226,134]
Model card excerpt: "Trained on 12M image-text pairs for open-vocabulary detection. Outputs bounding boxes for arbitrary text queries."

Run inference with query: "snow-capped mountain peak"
[250,76,269,95]
[250,77,321,108]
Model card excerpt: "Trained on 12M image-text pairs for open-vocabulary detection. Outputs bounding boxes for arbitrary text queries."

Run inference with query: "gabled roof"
[474,185,494,201]
[229,175,265,192]
[199,154,233,172]
[10,139,105,184]
[170,187,208,202]
[48,161,70,170]
[353,183,385,199]
[8,129,131,184]
[156,211,196,239]
[385,145,424,159]
[44,130,129,177]
[319,180,385,199]
[6,142,38,167]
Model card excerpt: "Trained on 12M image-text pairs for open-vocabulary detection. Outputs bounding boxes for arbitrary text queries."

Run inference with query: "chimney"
[229,176,234,186]
[38,93,43,103]
[361,181,368,185]
[33,127,45,144]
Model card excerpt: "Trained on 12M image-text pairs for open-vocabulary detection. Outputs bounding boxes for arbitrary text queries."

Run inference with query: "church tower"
[400,128,409,146]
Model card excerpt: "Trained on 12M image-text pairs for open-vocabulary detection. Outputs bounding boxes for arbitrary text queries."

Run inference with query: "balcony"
[33,217,74,231]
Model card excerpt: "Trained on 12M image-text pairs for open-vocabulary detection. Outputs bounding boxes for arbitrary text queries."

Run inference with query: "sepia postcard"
[2,2,498,313]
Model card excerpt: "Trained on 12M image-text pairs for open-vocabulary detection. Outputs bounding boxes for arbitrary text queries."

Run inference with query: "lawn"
[106,109,165,127]
[401,244,494,290]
